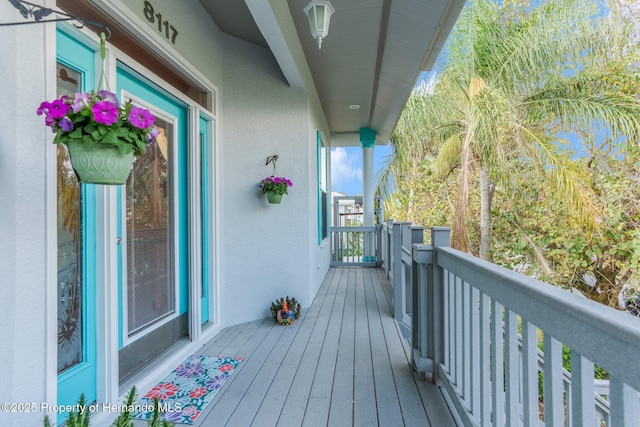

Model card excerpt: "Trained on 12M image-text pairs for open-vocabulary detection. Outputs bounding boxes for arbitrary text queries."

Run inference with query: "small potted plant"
[260,155,293,204]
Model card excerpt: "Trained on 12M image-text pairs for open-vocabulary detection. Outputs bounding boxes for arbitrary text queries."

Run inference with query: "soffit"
[199,0,465,146]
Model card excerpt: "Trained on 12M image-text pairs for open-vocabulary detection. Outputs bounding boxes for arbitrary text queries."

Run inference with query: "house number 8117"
[143,1,178,45]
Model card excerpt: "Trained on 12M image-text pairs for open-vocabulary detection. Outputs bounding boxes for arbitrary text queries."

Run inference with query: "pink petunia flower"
[48,99,70,119]
[72,92,92,113]
[128,106,155,129]
[37,102,56,126]
[98,90,119,106]
[91,101,119,125]
[146,126,160,143]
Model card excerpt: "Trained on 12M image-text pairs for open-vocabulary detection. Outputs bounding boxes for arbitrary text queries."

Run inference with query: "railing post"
[376,224,383,267]
[385,220,393,277]
[391,222,405,322]
[412,242,433,380]
[430,226,450,384]
[411,226,424,246]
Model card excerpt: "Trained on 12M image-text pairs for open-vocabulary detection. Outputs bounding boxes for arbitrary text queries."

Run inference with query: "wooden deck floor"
[160,267,455,426]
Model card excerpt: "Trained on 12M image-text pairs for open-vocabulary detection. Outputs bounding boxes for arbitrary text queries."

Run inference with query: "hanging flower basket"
[260,176,292,204]
[65,140,135,184]
[37,33,158,185]
[38,89,158,185]
[260,155,293,204]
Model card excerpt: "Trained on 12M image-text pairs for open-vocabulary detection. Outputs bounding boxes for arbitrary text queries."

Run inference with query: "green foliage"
[39,91,156,156]
[111,387,175,427]
[537,341,609,399]
[43,388,175,427]
[43,394,90,427]
[379,0,640,309]
[492,151,640,307]
[66,394,90,427]
[111,387,137,427]
[146,398,174,427]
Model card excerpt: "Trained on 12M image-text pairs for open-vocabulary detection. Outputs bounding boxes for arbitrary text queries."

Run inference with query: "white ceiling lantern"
[303,0,335,50]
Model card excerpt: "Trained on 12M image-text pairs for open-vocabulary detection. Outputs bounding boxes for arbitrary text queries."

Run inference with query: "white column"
[362,146,374,226]
[360,128,376,261]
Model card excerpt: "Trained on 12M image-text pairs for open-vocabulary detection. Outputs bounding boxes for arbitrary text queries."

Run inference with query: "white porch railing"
[380,221,424,339]
[380,223,640,426]
[330,226,378,266]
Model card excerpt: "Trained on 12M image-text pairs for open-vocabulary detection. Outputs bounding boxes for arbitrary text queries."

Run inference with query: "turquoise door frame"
[56,29,98,416]
[200,116,210,323]
[116,63,189,348]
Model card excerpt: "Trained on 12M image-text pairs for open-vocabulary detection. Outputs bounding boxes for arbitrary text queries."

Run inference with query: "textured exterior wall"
[0,2,54,426]
[220,35,314,323]
[0,0,332,423]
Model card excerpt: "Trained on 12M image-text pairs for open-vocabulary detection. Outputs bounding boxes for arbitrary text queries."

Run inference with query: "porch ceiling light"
[303,0,335,50]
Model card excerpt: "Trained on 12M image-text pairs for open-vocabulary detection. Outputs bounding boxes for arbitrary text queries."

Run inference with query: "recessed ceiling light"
[349,104,360,110]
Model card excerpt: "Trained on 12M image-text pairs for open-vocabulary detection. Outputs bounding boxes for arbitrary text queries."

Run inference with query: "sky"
[331,143,393,196]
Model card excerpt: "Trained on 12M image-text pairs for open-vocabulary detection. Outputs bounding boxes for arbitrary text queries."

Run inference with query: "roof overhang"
[199,0,466,146]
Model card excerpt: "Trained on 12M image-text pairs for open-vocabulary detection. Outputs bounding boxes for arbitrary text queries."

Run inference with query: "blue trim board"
[56,28,98,415]
[200,115,210,323]
[317,132,322,246]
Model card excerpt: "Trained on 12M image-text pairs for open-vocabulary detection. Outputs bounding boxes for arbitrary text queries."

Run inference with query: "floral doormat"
[133,355,243,424]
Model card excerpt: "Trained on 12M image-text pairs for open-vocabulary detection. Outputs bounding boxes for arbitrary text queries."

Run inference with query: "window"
[56,62,84,374]
[317,132,328,244]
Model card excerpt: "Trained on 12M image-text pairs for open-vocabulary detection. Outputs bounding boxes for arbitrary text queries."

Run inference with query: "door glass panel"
[126,117,175,335]
[56,63,83,373]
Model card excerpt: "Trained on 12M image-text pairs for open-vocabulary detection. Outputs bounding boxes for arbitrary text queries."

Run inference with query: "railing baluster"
[543,334,564,426]
[455,276,463,392]
[522,320,539,426]
[471,287,481,419]
[463,280,471,404]
[610,375,640,427]
[480,292,491,426]
[505,309,519,426]
[492,299,505,426]
[392,223,404,320]
[443,270,451,375]
[571,352,594,427]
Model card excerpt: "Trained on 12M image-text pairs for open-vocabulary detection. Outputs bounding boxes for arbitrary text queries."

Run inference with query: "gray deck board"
[327,267,356,426]
[135,267,456,427]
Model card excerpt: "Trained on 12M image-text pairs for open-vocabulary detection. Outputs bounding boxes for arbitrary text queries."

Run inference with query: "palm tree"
[384,0,640,260]
[377,84,458,219]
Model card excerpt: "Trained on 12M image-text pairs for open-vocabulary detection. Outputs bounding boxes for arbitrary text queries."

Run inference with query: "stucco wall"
[220,35,315,324]
[0,3,53,425]
[94,0,224,89]
[306,112,332,299]
[0,0,332,423]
